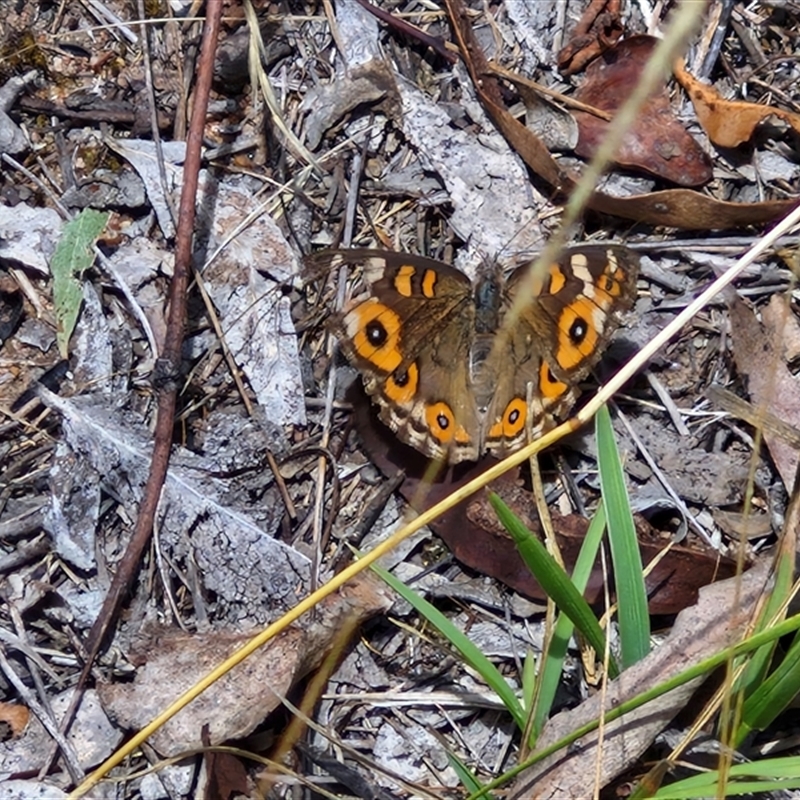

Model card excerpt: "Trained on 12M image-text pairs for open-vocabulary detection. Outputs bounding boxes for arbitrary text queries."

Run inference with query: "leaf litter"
[0,0,799,797]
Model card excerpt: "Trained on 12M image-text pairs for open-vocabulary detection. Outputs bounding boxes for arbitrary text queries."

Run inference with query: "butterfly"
[311,246,638,463]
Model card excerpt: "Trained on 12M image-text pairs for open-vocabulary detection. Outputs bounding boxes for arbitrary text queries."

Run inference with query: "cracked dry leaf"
[198,177,307,430]
[0,203,63,275]
[39,390,310,625]
[396,78,545,266]
[98,574,392,756]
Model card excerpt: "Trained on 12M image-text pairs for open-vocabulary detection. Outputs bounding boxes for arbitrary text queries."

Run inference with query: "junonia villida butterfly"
[310,246,639,464]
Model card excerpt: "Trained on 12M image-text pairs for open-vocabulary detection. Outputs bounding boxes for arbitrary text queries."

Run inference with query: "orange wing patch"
[556,298,599,370]
[421,268,438,298]
[384,362,419,404]
[548,263,567,294]
[539,362,569,400]
[348,299,403,373]
[394,265,415,297]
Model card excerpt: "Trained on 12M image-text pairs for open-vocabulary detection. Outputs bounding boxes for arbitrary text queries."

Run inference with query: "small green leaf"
[51,209,109,358]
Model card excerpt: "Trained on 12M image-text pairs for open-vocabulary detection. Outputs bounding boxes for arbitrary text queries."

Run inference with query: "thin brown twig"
[354,0,457,62]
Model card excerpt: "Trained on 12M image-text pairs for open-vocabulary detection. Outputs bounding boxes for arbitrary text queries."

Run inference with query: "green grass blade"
[529,501,607,742]
[736,628,800,745]
[447,751,488,794]
[489,493,618,678]
[596,404,650,667]
[51,209,109,358]
[522,648,536,713]
[370,561,527,729]
[653,755,800,798]
[733,542,792,700]
[467,616,800,800]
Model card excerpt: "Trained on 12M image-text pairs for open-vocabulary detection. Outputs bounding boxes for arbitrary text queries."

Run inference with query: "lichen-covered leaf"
[51,209,109,358]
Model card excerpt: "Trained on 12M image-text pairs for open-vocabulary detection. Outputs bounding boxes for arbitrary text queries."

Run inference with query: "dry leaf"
[0,701,30,737]
[729,295,800,490]
[573,36,712,186]
[444,1,797,230]
[99,574,392,756]
[674,59,800,148]
[199,177,307,430]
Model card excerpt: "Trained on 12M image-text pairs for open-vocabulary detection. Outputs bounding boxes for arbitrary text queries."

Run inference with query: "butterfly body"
[314,246,639,464]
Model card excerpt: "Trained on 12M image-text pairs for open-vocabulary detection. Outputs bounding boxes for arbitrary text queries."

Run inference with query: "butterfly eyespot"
[349,300,402,372]
[366,320,388,346]
[426,402,460,444]
[598,270,623,298]
[557,298,599,369]
[496,398,527,438]
[384,363,418,404]
[569,317,588,344]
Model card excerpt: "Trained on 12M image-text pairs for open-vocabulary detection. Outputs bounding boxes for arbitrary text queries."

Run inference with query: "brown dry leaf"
[573,35,712,186]
[674,59,800,148]
[728,295,800,490]
[509,562,771,798]
[0,701,30,737]
[202,739,250,800]
[594,188,796,230]
[443,0,797,230]
[98,574,391,757]
[712,508,772,540]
